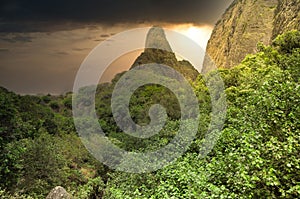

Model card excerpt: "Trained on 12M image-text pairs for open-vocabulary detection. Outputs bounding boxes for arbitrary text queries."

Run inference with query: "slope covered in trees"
[0,30,299,198]
[103,30,300,199]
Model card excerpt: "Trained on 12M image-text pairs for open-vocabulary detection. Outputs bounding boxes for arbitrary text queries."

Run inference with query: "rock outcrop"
[46,186,71,199]
[131,26,199,80]
[144,26,173,52]
[203,0,300,73]
[273,0,300,38]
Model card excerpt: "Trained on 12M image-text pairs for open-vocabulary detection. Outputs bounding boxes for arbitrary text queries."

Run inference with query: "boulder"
[46,186,71,199]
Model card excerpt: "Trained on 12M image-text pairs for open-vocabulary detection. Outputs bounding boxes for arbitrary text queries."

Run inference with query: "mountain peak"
[131,26,177,69]
[130,26,199,80]
[145,26,173,52]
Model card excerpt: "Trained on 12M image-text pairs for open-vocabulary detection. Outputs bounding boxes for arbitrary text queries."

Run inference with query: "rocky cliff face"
[203,0,300,72]
[273,0,300,38]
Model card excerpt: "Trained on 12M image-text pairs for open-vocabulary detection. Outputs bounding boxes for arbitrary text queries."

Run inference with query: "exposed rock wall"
[273,0,300,38]
[203,0,300,73]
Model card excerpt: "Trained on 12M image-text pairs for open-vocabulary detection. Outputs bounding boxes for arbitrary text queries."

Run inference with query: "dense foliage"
[103,30,300,199]
[0,30,299,198]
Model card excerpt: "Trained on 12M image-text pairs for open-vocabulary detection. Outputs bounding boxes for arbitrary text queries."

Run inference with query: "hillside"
[203,0,300,72]
[0,28,299,198]
[97,27,199,130]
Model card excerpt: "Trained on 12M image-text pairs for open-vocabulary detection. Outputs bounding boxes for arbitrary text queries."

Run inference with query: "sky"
[0,0,234,94]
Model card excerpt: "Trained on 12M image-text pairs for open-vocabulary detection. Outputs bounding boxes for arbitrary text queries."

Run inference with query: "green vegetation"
[0,30,299,198]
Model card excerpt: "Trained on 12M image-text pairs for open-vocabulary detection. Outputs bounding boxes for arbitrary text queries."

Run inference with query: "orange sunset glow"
[168,24,213,49]
[98,24,213,83]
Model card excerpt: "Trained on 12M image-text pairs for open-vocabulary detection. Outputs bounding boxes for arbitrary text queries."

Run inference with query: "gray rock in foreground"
[46,186,71,199]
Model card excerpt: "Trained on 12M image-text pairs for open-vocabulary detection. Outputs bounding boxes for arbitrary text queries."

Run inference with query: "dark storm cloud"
[100,34,110,38]
[54,51,69,56]
[1,35,33,43]
[0,48,10,52]
[72,48,92,52]
[94,39,105,42]
[0,0,233,32]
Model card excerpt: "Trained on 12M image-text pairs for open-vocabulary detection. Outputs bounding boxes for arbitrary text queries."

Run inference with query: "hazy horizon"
[0,0,234,94]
